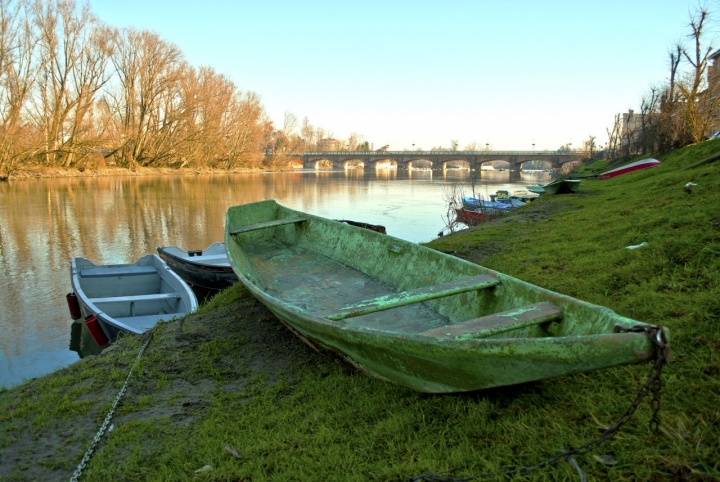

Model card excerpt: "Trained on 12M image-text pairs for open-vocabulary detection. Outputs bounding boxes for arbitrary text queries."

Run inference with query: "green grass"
[2,140,720,480]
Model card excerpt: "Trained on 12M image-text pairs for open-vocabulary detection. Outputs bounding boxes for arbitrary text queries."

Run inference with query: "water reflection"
[0,169,551,387]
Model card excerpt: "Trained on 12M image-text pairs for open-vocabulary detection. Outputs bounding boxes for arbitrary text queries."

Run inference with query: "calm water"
[0,168,551,388]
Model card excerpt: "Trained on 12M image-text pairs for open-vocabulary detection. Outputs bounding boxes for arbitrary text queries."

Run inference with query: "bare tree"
[27,0,112,167]
[606,114,621,159]
[0,0,36,174]
[300,116,315,151]
[675,5,717,143]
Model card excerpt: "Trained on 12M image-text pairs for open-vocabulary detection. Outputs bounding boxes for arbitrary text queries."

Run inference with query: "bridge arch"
[372,158,398,169]
[520,159,552,171]
[479,160,511,171]
[408,159,433,170]
[441,159,471,171]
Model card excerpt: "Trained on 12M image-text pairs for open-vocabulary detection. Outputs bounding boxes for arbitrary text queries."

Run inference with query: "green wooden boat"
[225,200,667,393]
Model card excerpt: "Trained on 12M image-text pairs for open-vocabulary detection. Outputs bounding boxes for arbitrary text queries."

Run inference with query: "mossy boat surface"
[225,200,665,393]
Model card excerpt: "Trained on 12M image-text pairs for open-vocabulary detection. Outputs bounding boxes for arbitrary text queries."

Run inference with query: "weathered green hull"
[225,200,665,393]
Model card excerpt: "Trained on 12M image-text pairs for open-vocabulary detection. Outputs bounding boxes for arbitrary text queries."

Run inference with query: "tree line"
[0,0,360,176]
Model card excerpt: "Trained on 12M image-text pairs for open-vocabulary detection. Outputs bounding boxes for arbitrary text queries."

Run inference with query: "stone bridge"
[292,150,586,170]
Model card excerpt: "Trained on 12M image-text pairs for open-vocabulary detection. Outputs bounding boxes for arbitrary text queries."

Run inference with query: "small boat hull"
[157,242,238,290]
[225,200,667,393]
[70,254,198,342]
[526,185,546,194]
[455,208,500,226]
[600,159,661,179]
[542,179,581,194]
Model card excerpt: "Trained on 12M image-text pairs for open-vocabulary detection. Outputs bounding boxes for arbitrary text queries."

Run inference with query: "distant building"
[707,49,720,135]
[620,109,641,150]
[317,138,342,151]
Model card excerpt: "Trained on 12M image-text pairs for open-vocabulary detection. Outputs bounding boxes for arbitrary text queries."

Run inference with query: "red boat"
[454,209,501,226]
[600,158,661,179]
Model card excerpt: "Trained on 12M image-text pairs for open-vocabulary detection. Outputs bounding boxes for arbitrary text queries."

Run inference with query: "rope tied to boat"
[69,333,153,482]
[407,325,670,481]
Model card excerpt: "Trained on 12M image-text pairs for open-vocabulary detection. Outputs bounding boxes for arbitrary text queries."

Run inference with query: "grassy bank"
[1,141,719,481]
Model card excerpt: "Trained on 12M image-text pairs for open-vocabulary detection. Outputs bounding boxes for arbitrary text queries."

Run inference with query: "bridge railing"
[298,150,585,156]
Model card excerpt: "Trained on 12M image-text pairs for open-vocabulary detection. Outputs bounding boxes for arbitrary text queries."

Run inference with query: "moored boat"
[157,242,238,290]
[224,200,668,393]
[510,189,541,202]
[490,191,526,207]
[600,158,661,179]
[541,178,581,194]
[462,196,514,211]
[526,184,546,194]
[454,208,501,226]
[70,254,198,344]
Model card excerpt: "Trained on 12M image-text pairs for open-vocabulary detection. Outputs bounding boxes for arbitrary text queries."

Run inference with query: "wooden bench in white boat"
[88,293,180,303]
[80,266,158,278]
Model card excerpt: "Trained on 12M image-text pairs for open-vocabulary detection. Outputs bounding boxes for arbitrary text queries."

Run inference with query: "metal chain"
[70,334,153,482]
[408,325,669,482]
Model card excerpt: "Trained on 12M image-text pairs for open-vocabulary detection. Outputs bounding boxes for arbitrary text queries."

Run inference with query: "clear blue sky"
[90,0,704,151]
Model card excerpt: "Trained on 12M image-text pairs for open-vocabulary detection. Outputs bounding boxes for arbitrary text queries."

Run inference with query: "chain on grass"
[70,333,153,482]
[408,325,669,481]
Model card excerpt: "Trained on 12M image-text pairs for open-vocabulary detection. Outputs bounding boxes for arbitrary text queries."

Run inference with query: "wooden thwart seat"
[229,216,307,235]
[80,266,158,278]
[419,301,563,339]
[89,293,180,304]
[326,274,500,321]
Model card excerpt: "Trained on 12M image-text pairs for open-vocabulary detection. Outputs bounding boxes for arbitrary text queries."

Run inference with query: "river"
[0,168,551,388]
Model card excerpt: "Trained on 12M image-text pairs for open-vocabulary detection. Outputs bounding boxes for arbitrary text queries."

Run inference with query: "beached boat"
[70,254,198,344]
[224,200,667,393]
[510,190,541,202]
[541,178,581,194]
[157,242,238,290]
[490,191,526,207]
[454,208,501,226]
[600,158,661,180]
[526,185,546,195]
[462,196,514,211]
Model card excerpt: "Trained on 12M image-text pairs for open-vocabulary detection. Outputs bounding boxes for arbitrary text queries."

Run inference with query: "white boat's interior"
[72,255,196,333]
[158,242,230,266]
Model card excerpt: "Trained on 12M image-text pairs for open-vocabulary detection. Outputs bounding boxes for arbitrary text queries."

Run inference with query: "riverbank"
[1,165,292,181]
[1,141,719,480]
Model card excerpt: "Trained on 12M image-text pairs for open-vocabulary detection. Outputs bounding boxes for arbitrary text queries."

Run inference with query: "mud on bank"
[2,165,293,181]
[0,287,327,481]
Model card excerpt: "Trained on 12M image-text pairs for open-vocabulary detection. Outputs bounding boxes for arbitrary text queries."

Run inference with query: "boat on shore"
[509,189,540,202]
[157,242,238,290]
[454,208,501,226]
[69,254,198,344]
[541,178,581,194]
[224,200,667,393]
[490,191,527,207]
[462,196,514,212]
[526,185,546,194]
[600,158,661,179]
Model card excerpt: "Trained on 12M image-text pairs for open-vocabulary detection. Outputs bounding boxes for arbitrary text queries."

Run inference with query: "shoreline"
[1,165,295,182]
